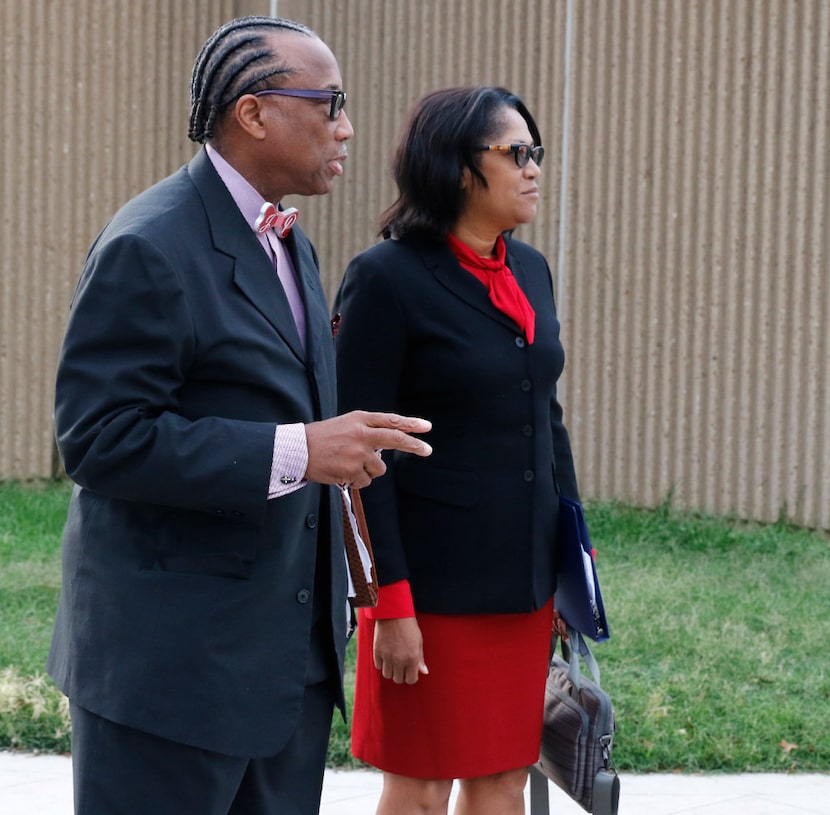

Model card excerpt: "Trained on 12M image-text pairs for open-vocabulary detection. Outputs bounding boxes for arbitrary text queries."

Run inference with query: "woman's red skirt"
[351,598,553,779]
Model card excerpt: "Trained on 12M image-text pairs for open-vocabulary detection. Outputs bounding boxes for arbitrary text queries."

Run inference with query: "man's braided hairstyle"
[189,16,316,144]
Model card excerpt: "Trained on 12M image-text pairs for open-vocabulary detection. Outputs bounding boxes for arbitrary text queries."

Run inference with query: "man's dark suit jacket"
[48,148,347,758]
[335,233,580,615]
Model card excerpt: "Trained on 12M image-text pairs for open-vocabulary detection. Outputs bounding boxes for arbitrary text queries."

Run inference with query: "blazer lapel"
[188,149,305,362]
[502,238,534,303]
[420,240,522,335]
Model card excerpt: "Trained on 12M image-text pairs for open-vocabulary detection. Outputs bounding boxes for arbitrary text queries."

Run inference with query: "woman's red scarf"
[447,233,536,344]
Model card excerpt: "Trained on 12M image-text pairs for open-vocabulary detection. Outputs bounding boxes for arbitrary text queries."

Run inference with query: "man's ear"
[233,95,268,140]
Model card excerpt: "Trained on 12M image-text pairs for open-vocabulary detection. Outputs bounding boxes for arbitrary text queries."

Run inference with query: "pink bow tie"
[255,202,299,238]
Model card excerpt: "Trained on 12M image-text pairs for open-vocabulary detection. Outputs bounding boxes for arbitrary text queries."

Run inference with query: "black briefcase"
[531,630,620,815]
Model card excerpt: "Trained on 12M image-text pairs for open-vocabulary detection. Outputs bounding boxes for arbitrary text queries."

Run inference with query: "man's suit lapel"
[283,228,339,420]
[284,230,326,361]
[188,148,306,362]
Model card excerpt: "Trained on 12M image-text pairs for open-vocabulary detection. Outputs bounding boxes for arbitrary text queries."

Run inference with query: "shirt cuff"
[268,423,308,499]
[363,579,416,620]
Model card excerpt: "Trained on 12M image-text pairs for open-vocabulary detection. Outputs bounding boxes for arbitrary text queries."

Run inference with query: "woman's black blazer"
[335,233,579,615]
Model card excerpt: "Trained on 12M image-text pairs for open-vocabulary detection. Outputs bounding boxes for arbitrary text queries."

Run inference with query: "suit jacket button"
[515,336,526,348]
[520,379,532,392]
[296,589,311,604]
[523,470,535,482]
[306,514,317,529]
[522,424,534,437]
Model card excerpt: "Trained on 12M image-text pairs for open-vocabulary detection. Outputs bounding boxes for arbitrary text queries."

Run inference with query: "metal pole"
[556,0,575,322]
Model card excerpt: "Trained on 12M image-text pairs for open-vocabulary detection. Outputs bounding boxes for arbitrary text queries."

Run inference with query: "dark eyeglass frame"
[475,143,545,168]
[253,88,347,120]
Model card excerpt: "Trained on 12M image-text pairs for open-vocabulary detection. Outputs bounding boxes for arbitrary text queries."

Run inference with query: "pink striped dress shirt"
[205,145,309,499]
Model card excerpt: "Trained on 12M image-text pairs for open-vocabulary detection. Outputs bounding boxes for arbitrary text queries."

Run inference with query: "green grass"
[0,480,72,751]
[1,480,828,772]
[586,501,830,772]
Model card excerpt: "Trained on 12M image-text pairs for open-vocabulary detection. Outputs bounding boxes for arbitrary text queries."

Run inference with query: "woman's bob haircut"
[379,86,542,240]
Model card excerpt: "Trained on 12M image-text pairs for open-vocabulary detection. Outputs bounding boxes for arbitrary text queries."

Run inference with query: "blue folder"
[554,496,610,642]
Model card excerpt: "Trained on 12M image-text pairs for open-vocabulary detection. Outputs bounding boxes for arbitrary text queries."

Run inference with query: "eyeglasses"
[475,143,545,168]
[253,88,347,120]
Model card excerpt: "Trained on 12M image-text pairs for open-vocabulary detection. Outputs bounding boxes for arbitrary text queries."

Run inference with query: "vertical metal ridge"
[783,0,808,517]
[0,1,18,475]
[767,3,796,521]
[758,1,790,522]
[629,0,660,504]
[697,0,728,514]
[570,0,609,496]
[806,1,830,527]
[717,0,752,519]
[737,3,769,521]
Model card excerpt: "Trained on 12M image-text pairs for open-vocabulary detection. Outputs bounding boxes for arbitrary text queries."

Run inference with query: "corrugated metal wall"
[282,0,830,529]
[3,1,829,528]
[279,0,568,296]
[560,0,830,527]
[0,0,262,478]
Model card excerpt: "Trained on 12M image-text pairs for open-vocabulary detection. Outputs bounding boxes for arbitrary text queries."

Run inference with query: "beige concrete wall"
[3,1,829,529]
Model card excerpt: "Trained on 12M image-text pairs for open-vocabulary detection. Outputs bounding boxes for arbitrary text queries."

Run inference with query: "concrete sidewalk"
[1,751,827,814]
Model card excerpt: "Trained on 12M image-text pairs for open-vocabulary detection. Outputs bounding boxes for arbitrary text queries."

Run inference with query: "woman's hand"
[552,608,569,641]
[373,617,430,684]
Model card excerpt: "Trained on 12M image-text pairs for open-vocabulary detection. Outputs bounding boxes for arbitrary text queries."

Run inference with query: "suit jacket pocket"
[395,461,479,508]
[148,510,258,580]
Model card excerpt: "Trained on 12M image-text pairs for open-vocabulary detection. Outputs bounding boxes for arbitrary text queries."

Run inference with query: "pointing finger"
[364,412,432,435]
[371,427,432,457]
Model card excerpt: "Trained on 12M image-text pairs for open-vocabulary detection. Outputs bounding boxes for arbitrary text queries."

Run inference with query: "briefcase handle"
[554,627,602,687]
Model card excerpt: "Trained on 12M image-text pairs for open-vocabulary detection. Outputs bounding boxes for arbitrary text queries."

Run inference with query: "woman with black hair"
[335,86,581,815]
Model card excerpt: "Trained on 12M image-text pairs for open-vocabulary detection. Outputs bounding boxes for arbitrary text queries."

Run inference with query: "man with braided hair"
[48,16,432,815]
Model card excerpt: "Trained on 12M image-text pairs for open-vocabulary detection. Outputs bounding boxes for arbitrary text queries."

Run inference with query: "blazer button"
[306,513,317,529]
[522,424,534,437]
[296,589,311,604]
[520,379,532,392]
[515,336,526,348]
[523,470,535,482]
